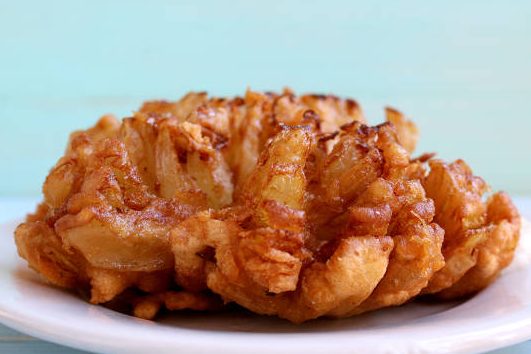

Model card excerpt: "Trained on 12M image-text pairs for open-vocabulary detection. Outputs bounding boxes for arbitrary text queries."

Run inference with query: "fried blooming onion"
[15,89,521,323]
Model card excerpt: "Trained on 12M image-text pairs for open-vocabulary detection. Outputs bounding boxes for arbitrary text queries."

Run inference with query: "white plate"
[0,217,530,354]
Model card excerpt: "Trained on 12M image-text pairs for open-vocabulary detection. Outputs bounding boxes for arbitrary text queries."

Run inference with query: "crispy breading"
[172,122,441,322]
[385,107,419,153]
[422,160,490,294]
[15,89,521,323]
[133,291,223,320]
[436,192,520,298]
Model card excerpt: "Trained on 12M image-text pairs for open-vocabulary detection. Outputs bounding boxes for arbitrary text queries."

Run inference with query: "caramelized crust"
[15,90,520,322]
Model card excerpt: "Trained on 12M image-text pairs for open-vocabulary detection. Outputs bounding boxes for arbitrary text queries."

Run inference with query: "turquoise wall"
[1,0,530,196]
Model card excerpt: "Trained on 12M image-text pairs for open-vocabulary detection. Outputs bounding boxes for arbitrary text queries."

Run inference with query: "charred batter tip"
[339,120,358,131]
[309,94,326,99]
[306,93,340,101]
[340,120,369,135]
[378,122,400,138]
[411,152,436,163]
[232,97,245,106]
[345,99,359,111]
[357,124,373,136]
[318,131,339,142]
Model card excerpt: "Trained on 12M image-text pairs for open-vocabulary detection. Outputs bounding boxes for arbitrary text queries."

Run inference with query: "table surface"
[1,197,531,354]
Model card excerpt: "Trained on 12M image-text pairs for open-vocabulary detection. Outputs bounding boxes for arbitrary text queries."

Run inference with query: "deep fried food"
[15,89,521,323]
[435,191,520,298]
[420,160,520,296]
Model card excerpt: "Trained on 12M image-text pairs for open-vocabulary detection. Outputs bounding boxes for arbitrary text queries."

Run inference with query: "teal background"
[1,0,530,196]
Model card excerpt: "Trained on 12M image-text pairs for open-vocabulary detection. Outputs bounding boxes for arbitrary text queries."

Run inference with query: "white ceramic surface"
[0,218,530,354]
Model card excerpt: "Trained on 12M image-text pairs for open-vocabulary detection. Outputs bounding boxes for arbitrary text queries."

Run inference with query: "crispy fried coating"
[132,291,223,320]
[422,160,490,294]
[172,123,443,322]
[436,192,520,298]
[15,89,521,323]
[385,107,418,154]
